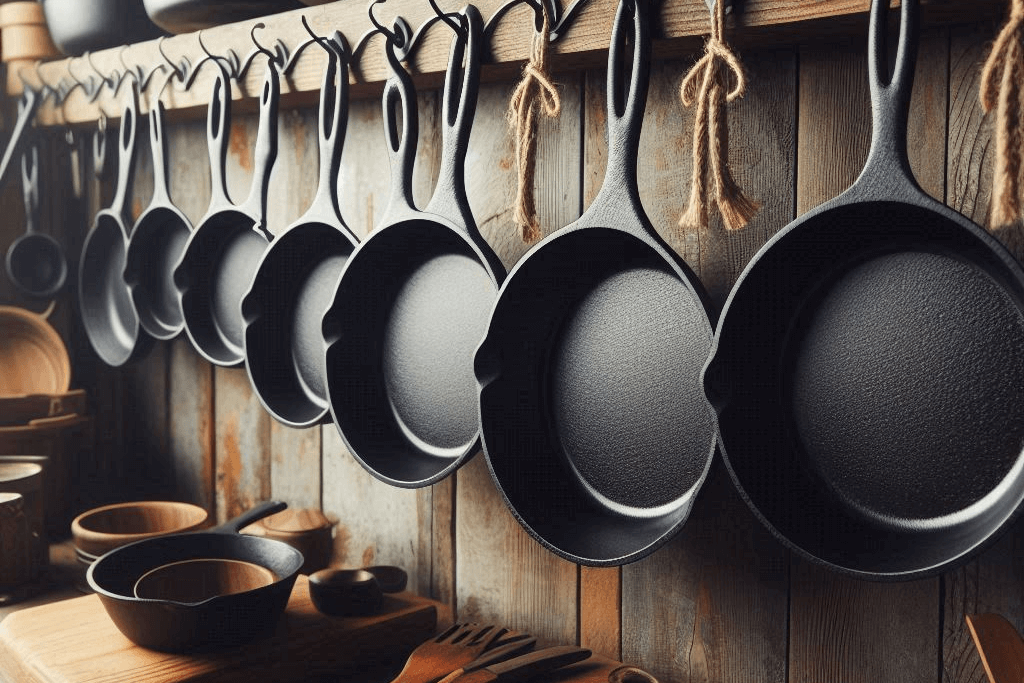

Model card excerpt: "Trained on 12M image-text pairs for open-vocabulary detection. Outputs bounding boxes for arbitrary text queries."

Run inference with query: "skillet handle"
[148,98,171,207]
[307,32,349,225]
[207,63,234,211]
[856,0,921,197]
[239,60,280,238]
[423,6,481,233]
[581,0,650,226]
[379,18,419,228]
[109,85,138,223]
[21,144,38,235]
[212,500,287,534]
[0,89,39,193]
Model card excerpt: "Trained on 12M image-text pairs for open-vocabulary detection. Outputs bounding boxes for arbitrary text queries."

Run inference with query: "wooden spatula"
[438,645,592,683]
[966,613,1024,683]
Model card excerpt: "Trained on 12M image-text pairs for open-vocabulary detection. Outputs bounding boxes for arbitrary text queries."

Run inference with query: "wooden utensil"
[608,666,659,683]
[429,637,539,683]
[387,623,518,683]
[437,646,592,683]
[966,613,1024,683]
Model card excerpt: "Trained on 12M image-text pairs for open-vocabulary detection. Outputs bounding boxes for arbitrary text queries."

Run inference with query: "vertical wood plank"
[612,47,795,682]
[455,77,581,646]
[942,20,1024,683]
[788,30,948,683]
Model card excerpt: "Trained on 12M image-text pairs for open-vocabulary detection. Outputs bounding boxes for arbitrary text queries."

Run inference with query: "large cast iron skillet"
[474,0,717,566]
[703,0,1024,580]
[88,501,303,652]
[323,9,504,487]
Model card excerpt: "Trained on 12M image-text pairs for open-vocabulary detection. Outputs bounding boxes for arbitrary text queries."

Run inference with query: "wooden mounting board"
[0,575,438,683]
[21,0,1006,126]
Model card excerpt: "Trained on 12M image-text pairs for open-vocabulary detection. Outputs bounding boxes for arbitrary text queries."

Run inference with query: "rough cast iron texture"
[88,501,303,653]
[474,0,718,567]
[243,34,360,429]
[174,58,279,367]
[703,0,1024,580]
[124,98,193,341]
[322,9,505,488]
[79,87,153,367]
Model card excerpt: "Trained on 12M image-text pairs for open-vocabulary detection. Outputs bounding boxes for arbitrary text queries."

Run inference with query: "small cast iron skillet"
[243,31,358,428]
[703,0,1024,580]
[174,56,279,367]
[322,8,504,487]
[79,84,152,367]
[473,0,717,566]
[88,500,303,653]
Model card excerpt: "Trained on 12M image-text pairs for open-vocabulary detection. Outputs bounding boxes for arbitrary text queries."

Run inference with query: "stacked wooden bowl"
[0,306,91,536]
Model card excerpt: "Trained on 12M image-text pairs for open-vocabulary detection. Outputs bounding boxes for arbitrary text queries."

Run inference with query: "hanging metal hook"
[427,0,464,36]
[85,50,117,91]
[158,36,185,81]
[367,0,405,48]
[237,22,288,78]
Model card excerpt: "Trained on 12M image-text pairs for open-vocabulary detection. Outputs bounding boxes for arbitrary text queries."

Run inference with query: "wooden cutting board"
[0,575,438,683]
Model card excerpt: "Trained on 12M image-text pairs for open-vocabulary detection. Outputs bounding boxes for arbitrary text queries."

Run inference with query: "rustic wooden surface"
[2,9,1022,683]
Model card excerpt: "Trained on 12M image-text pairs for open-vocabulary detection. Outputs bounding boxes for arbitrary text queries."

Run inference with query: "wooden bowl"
[243,508,334,575]
[308,568,382,616]
[0,389,87,427]
[132,558,277,603]
[72,501,209,558]
[0,306,70,397]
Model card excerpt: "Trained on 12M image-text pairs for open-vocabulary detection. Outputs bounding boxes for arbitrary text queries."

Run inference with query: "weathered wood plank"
[787,31,947,683]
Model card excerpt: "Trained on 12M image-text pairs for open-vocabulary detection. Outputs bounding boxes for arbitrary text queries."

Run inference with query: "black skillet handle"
[378,18,420,228]
[422,5,482,233]
[851,0,921,201]
[0,89,39,192]
[148,97,171,207]
[578,0,650,229]
[306,32,350,225]
[211,500,287,535]
[110,84,139,224]
[21,144,38,235]
[239,60,280,239]
[207,62,234,212]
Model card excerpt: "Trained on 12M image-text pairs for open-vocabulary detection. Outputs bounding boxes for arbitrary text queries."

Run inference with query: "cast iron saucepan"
[322,7,504,487]
[6,142,67,298]
[243,30,358,428]
[175,55,279,367]
[123,90,192,340]
[79,84,152,367]
[88,500,303,652]
[703,0,1024,580]
[473,0,716,566]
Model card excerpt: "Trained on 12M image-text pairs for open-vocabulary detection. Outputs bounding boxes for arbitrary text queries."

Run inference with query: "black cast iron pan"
[123,89,193,341]
[243,30,358,428]
[87,500,303,652]
[79,85,152,367]
[175,56,279,367]
[473,0,716,566]
[322,7,505,487]
[703,0,1024,580]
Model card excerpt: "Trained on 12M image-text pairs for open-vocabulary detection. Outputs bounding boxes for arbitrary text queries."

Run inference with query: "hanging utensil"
[6,142,67,298]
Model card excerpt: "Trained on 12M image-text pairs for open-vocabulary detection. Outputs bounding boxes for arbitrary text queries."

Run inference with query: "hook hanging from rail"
[236,22,289,79]
[428,0,465,37]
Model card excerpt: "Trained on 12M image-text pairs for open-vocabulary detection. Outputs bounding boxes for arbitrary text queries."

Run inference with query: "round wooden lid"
[258,508,333,533]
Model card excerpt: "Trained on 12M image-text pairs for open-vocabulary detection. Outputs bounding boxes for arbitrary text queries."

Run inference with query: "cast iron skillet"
[79,85,152,367]
[123,95,192,341]
[88,500,303,653]
[473,0,716,566]
[703,0,1024,580]
[243,31,358,428]
[322,8,504,487]
[6,142,67,298]
[175,57,279,367]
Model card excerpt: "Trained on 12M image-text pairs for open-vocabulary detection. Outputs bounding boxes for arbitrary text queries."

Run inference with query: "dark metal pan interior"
[706,201,1024,577]
[326,219,497,485]
[477,227,715,565]
[125,206,191,339]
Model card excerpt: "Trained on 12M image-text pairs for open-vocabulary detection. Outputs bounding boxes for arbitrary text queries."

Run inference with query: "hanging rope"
[980,0,1024,229]
[678,0,757,232]
[507,4,561,244]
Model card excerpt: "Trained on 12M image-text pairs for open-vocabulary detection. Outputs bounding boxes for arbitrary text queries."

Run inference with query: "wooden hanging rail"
[15,0,1006,126]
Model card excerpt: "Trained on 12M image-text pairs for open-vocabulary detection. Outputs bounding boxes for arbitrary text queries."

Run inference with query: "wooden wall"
[1,10,1022,683]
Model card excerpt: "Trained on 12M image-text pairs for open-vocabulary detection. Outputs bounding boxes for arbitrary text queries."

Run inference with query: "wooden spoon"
[966,613,1024,683]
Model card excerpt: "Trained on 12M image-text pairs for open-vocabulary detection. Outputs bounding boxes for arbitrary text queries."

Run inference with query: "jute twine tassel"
[980,0,1024,228]
[678,0,758,232]
[507,6,561,243]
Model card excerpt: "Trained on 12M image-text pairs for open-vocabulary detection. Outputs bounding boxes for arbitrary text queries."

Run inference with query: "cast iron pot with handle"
[322,7,504,487]
[79,84,152,367]
[123,90,193,341]
[703,0,1024,580]
[242,29,358,429]
[87,500,304,653]
[174,55,279,367]
[473,0,716,566]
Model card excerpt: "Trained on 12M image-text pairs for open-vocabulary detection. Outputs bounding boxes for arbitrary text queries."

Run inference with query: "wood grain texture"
[580,566,620,660]
[965,614,1024,683]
